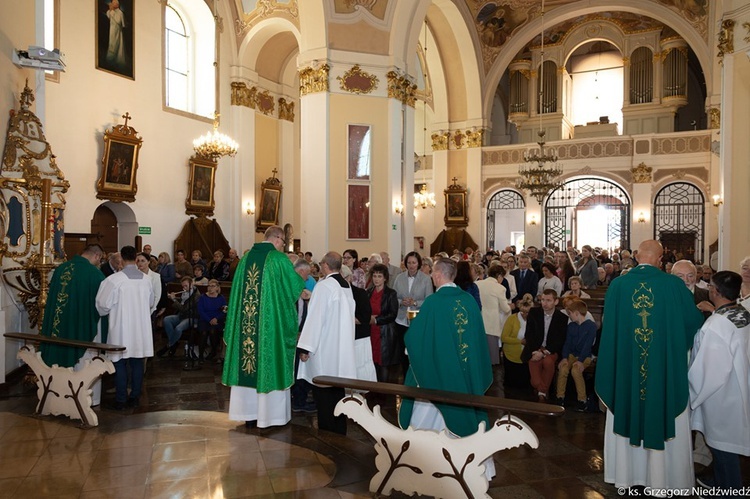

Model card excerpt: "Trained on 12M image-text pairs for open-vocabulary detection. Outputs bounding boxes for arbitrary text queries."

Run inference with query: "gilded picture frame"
[444,183,468,228]
[96,117,142,202]
[256,172,283,233]
[185,155,217,216]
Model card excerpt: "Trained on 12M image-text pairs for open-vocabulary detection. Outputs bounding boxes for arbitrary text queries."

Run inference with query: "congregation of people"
[38,230,750,496]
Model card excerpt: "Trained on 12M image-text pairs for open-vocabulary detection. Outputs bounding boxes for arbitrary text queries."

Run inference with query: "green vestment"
[40,255,107,368]
[595,264,703,450]
[221,242,304,393]
[398,285,493,437]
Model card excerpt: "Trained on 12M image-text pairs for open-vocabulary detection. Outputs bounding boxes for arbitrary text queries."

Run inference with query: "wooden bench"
[313,376,562,498]
[4,332,125,427]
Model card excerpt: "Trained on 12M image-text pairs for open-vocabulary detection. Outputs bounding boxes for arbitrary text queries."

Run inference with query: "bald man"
[596,240,703,491]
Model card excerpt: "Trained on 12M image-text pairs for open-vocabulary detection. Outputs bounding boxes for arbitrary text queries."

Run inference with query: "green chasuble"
[398,285,493,437]
[40,255,107,368]
[595,264,703,450]
[222,242,304,393]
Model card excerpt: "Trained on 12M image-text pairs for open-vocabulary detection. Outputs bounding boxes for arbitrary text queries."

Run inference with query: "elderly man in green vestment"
[222,226,306,428]
[596,239,703,491]
[398,258,495,478]
[40,244,107,404]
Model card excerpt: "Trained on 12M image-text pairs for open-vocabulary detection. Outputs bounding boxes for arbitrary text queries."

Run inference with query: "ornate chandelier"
[193,113,238,161]
[516,129,563,203]
[414,183,436,209]
[515,0,562,203]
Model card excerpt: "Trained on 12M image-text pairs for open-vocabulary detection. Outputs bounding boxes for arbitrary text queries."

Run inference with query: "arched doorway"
[545,178,630,251]
[653,182,705,263]
[91,201,138,253]
[486,189,525,250]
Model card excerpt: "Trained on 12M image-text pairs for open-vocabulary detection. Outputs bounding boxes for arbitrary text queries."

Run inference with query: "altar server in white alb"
[298,251,361,435]
[95,245,155,410]
[688,270,750,492]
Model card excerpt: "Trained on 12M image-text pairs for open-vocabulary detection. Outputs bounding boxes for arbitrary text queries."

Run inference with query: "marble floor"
[0,348,746,498]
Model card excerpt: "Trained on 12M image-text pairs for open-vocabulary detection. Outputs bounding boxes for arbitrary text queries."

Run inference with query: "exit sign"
[138,227,151,235]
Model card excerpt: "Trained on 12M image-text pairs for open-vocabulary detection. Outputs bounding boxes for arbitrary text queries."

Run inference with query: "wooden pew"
[4,332,125,427]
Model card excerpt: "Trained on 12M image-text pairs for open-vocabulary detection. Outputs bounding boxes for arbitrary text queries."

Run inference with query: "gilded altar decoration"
[96,112,143,203]
[278,98,295,122]
[466,128,484,148]
[632,283,654,401]
[386,71,417,107]
[1,80,69,328]
[231,82,257,109]
[299,63,330,96]
[717,19,734,65]
[708,107,720,129]
[631,162,653,183]
[256,90,275,115]
[337,65,379,94]
[431,132,450,151]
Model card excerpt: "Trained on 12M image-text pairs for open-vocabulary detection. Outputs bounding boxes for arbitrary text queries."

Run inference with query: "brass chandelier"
[193,112,238,161]
[516,0,562,203]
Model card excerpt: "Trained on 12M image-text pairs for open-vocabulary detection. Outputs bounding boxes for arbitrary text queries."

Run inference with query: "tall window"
[43,0,60,82]
[165,6,188,111]
[163,0,215,118]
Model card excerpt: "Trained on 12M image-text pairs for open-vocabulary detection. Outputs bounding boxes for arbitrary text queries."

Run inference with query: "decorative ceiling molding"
[337,65,379,94]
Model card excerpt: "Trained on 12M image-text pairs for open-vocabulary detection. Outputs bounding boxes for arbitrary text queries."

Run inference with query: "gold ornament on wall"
[717,19,734,65]
[337,65,379,94]
[256,90,275,115]
[631,162,653,183]
[278,98,295,122]
[708,107,720,129]
[431,132,449,151]
[466,129,484,148]
[231,82,257,109]
[452,130,466,149]
[299,63,330,96]
[386,71,417,107]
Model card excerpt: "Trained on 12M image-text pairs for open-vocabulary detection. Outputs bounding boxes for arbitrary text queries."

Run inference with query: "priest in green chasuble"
[40,244,108,404]
[222,225,305,428]
[398,258,495,478]
[596,239,703,490]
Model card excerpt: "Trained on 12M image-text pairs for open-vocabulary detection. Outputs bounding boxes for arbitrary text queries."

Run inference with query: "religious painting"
[185,155,217,217]
[347,184,370,240]
[256,171,282,233]
[97,115,142,203]
[96,0,134,79]
[444,181,468,228]
[347,124,371,180]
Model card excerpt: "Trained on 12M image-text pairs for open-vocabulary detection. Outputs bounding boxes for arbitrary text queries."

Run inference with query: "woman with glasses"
[343,249,366,288]
[197,279,227,362]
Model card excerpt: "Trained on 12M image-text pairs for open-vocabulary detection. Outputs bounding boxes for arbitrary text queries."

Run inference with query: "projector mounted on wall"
[12,46,66,72]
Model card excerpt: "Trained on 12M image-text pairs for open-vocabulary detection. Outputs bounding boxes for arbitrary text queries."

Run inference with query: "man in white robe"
[96,245,154,410]
[689,271,750,492]
[298,251,358,435]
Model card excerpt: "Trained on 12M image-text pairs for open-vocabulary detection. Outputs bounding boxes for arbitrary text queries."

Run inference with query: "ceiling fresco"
[465,0,707,74]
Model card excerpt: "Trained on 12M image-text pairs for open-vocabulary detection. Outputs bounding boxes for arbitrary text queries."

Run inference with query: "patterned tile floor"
[0,347,747,498]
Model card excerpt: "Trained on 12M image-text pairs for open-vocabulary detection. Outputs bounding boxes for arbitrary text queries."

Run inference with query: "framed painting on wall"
[96,115,142,202]
[444,179,468,227]
[96,0,134,79]
[256,170,283,233]
[185,155,217,216]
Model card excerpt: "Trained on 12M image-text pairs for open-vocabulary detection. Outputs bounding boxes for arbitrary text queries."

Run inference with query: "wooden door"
[91,205,118,254]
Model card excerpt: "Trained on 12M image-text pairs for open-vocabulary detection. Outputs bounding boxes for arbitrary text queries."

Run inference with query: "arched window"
[545,178,630,252]
[653,182,705,263]
[163,0,215,118]
[487,190,525,250]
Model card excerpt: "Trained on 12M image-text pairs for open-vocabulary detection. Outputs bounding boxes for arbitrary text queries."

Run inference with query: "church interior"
[1,0,749,497]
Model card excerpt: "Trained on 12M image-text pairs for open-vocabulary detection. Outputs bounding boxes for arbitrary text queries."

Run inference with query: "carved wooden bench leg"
[65,380,89,427]
[37,373,59,415]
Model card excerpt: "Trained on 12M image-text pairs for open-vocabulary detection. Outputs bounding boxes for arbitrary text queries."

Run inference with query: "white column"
[631,183,653,247]
[465,146,482,245]
[299,91,330,259]
[230,95,256,252]
[393,101,414,261]
[431,148,449,239]
[525,198,543,248]
[278,115,296,239]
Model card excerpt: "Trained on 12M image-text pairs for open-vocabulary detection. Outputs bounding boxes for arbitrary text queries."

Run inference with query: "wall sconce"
[637,212,646,223]
[245,202,255,215]
[711,194,723,207]
[394,200,404,214]
[528,215,537,226]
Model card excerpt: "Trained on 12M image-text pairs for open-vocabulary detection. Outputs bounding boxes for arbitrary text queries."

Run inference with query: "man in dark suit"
[511,254,539,304]
[100,251,122,277]
[526,246,543,277]
[521,289,568,402]
[672,260,715,320]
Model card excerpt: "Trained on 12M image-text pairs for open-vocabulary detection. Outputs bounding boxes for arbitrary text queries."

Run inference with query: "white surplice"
[228,387,291,428]
[96,266,155,362]
[146,269,162,314]
[297,274,358,385]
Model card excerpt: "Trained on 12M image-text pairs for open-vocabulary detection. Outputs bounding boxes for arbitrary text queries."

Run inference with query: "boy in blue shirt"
[555,299,597,411]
